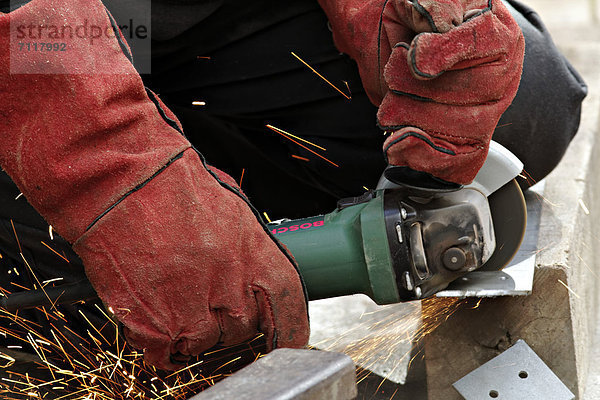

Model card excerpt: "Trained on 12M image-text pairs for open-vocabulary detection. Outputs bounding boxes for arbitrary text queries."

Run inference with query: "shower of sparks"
[312,298,466,385]
[0,246,258,398]
[290,52,351,100]
[265,125,339,168]
[0,290,257,399]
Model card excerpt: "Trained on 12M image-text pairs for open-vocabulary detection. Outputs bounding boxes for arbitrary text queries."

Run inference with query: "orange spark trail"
[266,124,327,151]
[266,125,339,168]
[239,168,245,188]
[40,241,70,263]
[291,52,351,100]
[10,220,22,254]
[291,155,310,162]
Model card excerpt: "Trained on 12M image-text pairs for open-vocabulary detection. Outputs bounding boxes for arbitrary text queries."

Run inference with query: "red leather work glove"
[318,0,525,184]
[0,0,309,370]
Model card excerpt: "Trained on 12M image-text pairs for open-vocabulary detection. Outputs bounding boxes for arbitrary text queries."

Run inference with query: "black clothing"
[143,0,587,217]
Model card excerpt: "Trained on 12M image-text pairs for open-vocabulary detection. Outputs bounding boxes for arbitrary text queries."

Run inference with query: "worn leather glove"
[318,0,525,184]
[0,0,309,370]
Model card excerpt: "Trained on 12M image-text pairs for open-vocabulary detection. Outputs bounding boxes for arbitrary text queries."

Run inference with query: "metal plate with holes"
[453,340,574,400]
[437,181,544,297]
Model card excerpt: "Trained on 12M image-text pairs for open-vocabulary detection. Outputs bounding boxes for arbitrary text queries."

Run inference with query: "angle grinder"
[267,140,527,304]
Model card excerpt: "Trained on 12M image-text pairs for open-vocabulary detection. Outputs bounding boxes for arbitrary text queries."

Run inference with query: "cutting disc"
[479,179,527,271]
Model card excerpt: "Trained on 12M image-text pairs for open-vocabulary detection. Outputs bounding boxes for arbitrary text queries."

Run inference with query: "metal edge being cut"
[453,340,574,400]
[436,181,544,298]
[189,348,357,400]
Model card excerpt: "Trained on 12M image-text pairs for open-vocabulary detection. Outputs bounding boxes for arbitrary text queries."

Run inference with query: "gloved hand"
[318,0,525,184]
[0,0,309,370]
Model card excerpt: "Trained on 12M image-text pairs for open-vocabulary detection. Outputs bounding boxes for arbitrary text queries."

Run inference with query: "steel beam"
[190,348,357,400]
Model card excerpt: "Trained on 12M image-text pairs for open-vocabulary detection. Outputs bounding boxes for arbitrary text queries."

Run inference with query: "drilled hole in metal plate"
[519,371,528,379]
[489,390,499,398]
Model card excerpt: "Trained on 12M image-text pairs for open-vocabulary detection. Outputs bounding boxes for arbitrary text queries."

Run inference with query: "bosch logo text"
[271,220,324,235]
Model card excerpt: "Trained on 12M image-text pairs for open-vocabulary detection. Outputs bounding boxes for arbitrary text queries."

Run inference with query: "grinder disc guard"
[479,179,527,271]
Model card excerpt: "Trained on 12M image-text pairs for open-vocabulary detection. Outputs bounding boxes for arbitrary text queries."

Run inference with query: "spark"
[575,254,600,280]
[290,51,351,100]
[40,241,70,263]
[578,199,590,215]
[314,297,465,391]
[192,101,206,106]
[10,282,29,291]
[239,168,245,188]
[343,81,351,98]
[78,310,110,346]
[265,124,327,151]
[10,220,22,254]
[519,169,538,188]
[165,359,204,379]
[558,279,580,299]
[212,356,241,374]
[265,125,339,168]
[472,298,483,309]
[0,352,16,368]
[528,187,561,208]
[291,155,309,162]
[495,122,513,129]
[15,193,23,200]
[20,254,58,312]
[49,225,54,241]
[42,278,64,286]
[262,212,272,223]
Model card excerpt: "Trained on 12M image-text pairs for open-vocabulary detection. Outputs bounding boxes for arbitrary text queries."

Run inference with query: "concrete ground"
[309,1,600,399]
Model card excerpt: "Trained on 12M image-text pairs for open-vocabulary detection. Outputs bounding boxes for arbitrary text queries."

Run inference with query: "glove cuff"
[383,127,488,185]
